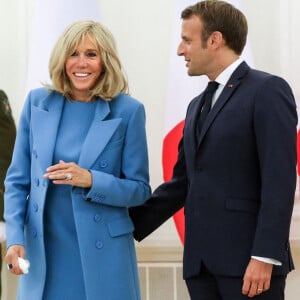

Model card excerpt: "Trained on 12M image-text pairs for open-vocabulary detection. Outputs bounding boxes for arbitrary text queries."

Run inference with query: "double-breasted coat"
[5,88,151,300]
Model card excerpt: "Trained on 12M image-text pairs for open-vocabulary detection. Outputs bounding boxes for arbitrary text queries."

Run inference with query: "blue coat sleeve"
[86,103,151,207]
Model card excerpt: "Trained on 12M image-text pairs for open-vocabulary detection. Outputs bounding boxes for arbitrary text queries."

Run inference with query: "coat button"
[94,214,101,222]
[32,149,38,159]
[95,240,103,249]
[34,178,39,186]
[99,160,108,168]
[96,195,106,202]
[33,202,38,212]
[32,229,37,238]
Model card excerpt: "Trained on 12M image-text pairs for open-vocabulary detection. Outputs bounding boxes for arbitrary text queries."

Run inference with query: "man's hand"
[242,258,273,297]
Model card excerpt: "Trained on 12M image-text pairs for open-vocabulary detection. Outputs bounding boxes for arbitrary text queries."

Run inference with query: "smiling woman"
[65,35,102,101]
[4,19,151,300]
[48,20,128,101]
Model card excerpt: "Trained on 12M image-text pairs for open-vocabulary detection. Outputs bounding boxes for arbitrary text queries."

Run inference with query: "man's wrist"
[251,255,282,266]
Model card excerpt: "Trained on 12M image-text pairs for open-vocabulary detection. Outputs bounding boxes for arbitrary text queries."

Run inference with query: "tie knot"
[206,81,219,94]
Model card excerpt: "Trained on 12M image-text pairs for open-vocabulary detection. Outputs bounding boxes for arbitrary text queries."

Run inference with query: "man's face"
[177,15,211,76]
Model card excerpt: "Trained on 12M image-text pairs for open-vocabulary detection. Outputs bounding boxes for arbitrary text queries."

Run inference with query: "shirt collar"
[215,57,244,87]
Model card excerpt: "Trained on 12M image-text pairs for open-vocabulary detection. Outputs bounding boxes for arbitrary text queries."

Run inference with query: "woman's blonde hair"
[47,19,128,100]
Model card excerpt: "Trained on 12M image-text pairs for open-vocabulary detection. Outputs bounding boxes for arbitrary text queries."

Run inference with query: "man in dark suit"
[0,89,16,297]
[130,1,297,299]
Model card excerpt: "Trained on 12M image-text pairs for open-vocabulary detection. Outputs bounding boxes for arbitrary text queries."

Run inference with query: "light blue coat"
[4,88,151,300]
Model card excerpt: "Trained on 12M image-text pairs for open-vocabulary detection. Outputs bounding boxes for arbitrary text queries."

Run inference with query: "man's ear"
[208,31,224,49]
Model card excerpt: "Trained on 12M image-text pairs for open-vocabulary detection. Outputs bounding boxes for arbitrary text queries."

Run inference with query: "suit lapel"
[78,99,121,169]
[197,62,250,148]
[186,95,205,153]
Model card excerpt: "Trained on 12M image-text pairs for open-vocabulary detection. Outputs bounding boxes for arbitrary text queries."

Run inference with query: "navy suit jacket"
[130,62,297,279]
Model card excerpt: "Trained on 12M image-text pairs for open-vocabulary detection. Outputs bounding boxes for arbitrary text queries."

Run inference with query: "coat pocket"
[107,217,134,237]
[225,197,259,214]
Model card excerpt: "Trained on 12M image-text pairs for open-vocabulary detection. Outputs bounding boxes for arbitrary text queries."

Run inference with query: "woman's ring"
[66,173,72,181]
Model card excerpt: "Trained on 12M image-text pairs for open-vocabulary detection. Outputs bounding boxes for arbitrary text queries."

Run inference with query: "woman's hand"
[43,160,92,188]
[5,245,25,275]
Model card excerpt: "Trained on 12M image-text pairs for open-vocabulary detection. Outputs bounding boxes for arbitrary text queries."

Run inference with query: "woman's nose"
[77,54,88,65]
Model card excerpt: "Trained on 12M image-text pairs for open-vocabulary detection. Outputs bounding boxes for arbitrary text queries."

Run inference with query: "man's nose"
[177,42,184,56]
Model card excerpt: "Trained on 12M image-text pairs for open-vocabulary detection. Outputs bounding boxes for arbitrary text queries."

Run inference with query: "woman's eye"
[86,52,97,57]
[70,51,78,57]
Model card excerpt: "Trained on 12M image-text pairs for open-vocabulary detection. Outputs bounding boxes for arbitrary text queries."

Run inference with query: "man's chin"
[187,71,197,76]
[187,69,202,76]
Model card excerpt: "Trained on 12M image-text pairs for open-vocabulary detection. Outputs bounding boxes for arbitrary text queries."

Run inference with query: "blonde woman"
[5,20,150,300]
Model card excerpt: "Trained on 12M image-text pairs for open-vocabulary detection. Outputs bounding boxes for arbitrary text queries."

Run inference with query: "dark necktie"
[197,81,219,135]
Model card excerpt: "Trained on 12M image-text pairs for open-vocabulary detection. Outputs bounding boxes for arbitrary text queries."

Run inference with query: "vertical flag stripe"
[162,120,185,243]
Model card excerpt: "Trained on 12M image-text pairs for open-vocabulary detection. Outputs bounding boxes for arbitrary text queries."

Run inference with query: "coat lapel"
[31,92,64,172]
[197,62,250,148]
[32,93,121,171]
[78,99,121,169]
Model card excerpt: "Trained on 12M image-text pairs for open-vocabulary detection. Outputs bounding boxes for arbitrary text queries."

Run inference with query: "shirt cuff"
[251,255,282,266]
